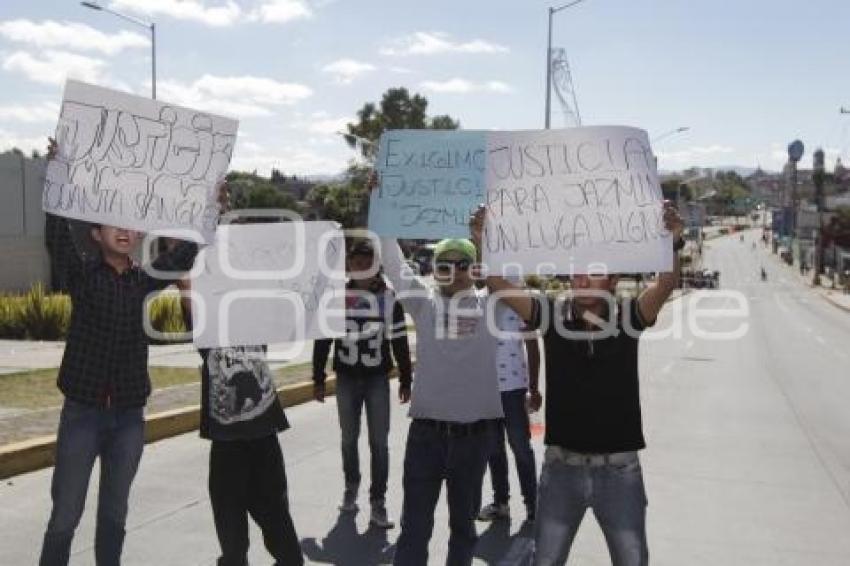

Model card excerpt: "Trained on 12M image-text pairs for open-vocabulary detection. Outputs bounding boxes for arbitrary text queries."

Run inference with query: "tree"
[243,185,299,210]
[825,206,850,248]
[225,171,301,212]
[346,87,460,158]
[307,184,360,227]
[661,180,693,202]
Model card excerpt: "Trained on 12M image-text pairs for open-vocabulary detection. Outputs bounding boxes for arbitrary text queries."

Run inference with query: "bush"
[0,285,188,342]
[147,293,188,340]
[20,284,70,340]
[0,294,26,339]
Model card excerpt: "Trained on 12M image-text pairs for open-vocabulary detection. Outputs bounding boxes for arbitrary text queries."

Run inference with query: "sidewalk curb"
[0,376,344,480]
[819,291,850,313]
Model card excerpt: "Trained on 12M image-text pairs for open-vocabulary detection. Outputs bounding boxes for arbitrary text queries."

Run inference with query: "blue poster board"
[368,130,487,238]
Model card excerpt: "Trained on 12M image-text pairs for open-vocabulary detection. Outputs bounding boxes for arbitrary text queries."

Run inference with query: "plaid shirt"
[56,225,198,408]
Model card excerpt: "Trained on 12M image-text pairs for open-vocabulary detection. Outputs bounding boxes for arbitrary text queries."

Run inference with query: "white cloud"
[0,101,59,123]
[656,144,740,169]
[420,78,513,94]
[321,58,376,84]
[232,141,346,176]
[381,32,509,56]
[2,49,107,85]
[0,19,149,55]
[0,129,47,154]
[156,74,312,119]
[249,0,313,23]
[307,116,350,135]
[107,0,312,27]
[108,0,243,27]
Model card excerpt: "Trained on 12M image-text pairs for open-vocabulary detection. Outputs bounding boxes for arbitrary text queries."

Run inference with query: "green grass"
[0,361,313,411]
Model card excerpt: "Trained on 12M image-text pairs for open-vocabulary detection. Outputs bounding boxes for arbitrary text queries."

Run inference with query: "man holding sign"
[38,138,223,566]
[473,200,684,566]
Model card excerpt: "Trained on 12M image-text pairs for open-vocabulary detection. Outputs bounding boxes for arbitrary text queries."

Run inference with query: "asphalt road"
[1,231,849,565]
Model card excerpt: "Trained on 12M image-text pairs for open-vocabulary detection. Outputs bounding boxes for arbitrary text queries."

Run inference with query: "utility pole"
[813,148,825,286]
[81,2,156,99]
[787,140,804,264]
[545,0,589,129]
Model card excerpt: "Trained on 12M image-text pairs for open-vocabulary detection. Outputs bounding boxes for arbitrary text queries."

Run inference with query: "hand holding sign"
[369,126,672,274]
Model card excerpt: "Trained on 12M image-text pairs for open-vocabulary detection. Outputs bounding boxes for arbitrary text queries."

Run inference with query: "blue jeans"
[393,419,497,566]
[533,448,649,566]
[335,374,390,503]
[483,388,538,510]
[39,399,145,566]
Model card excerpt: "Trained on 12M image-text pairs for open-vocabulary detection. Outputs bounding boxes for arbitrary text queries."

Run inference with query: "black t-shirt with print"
[198,345,289,441]
[530,297,653,454]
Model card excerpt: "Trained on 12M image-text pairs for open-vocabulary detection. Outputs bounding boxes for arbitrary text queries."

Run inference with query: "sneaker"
[338,486,358,513]
[369,504,395,529]
[477,503,510,521]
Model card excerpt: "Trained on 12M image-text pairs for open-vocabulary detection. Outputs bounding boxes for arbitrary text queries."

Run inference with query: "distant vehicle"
[681,269,720,289]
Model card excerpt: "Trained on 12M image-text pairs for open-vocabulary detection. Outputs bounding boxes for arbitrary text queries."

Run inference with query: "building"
[0,151,49,292]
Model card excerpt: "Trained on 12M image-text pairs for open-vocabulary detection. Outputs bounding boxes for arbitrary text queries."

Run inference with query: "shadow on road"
[300,511,395,565]
[473,519,535,566]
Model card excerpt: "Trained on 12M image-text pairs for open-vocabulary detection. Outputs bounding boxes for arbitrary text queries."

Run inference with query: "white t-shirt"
[380,238,504,423]
[495,306,530,392]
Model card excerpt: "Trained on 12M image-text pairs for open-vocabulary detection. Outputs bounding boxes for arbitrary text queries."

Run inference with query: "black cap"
[349,240,375,257]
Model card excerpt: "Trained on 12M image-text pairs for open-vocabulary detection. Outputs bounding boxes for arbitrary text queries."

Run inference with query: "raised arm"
[469,205,536,323]
[637,201,684,325]
[389,299,413,403]
[525,336,542,412]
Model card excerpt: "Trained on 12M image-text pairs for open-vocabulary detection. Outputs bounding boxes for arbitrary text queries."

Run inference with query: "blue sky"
[2,0,850,175]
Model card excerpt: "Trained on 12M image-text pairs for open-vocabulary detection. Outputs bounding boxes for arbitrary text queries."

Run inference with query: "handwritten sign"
[483,127,671,274]
[43,80,238,242]
[192,221,346,348]
[369,130,486,238]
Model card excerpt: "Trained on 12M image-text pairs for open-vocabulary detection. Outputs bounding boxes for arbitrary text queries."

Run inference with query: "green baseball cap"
[434,238,477,263]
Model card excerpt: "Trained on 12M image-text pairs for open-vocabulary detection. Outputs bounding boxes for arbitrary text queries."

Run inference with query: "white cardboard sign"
[483,126,672,275]
[43,80,238,242]
[192,222,347,348]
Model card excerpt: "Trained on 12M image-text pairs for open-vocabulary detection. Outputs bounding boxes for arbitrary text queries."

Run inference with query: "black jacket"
[312,280,413,387]
[56,225,198,408]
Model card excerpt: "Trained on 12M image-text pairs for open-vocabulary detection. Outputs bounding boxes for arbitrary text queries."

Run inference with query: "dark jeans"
[393,419,496,566]
[209,435,304,566]
[335,374,390,503]
[483,388,538,509]
[39,399,145,566]
[534,448,648,566]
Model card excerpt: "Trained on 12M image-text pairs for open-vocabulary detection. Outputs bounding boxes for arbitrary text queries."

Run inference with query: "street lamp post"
[787,140,804,264]
[545,0,589,129]
[812,148,825,286]
[651,126,690,145]
[81,1,156,99]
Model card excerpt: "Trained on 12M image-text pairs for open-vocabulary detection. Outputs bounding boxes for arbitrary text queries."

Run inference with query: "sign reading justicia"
[43,80,239,242]
[369,126,672,274]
